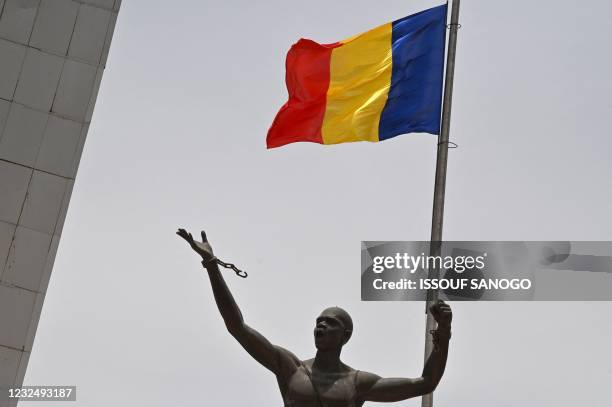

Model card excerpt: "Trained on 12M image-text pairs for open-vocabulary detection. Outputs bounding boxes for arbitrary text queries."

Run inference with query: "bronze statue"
[177,228,452,406]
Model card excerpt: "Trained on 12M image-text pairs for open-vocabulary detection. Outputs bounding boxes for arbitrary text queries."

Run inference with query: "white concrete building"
[0,1,121,405]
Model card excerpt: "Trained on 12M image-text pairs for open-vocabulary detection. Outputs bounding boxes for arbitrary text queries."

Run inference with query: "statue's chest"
[284,367,357,407]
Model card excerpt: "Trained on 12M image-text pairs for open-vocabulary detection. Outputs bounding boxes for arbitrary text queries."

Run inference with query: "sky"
[23,0,612,406]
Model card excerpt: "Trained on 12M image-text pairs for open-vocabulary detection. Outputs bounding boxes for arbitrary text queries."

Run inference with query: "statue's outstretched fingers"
[201,230,208,242]
[177,228,189,240]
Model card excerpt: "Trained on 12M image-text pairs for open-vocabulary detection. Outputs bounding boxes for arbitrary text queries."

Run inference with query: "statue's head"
[314,307,353,350]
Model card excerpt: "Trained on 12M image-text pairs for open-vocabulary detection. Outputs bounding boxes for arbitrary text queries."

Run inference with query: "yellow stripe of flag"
[321,23,393,145]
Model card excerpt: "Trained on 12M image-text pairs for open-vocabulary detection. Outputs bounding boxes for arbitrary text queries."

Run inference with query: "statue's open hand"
[430,300,452,328]
[176,228,215,262]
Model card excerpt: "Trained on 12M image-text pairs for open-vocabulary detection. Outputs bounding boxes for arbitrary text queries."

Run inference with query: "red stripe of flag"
[267,39,340,149]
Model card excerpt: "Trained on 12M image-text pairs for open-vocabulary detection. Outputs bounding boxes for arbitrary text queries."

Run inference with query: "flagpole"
[422,1,461,407]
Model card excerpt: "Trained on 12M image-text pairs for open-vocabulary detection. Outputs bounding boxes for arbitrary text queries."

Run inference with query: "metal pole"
[422,1,460,407]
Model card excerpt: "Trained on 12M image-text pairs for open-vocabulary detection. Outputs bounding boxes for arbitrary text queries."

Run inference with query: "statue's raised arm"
[356,301,452,402]
[176,229,301,377]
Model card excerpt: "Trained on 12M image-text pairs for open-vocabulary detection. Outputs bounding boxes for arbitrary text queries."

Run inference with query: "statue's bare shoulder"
[274,345,302,378]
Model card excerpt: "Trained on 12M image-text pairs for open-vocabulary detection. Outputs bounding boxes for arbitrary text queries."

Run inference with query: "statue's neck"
[313,348,343,372]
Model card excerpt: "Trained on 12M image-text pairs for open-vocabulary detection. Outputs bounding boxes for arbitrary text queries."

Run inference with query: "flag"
[267,4,448,149]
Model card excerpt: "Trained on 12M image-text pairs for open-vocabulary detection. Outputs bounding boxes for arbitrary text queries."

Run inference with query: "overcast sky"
[23,1,612,406]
